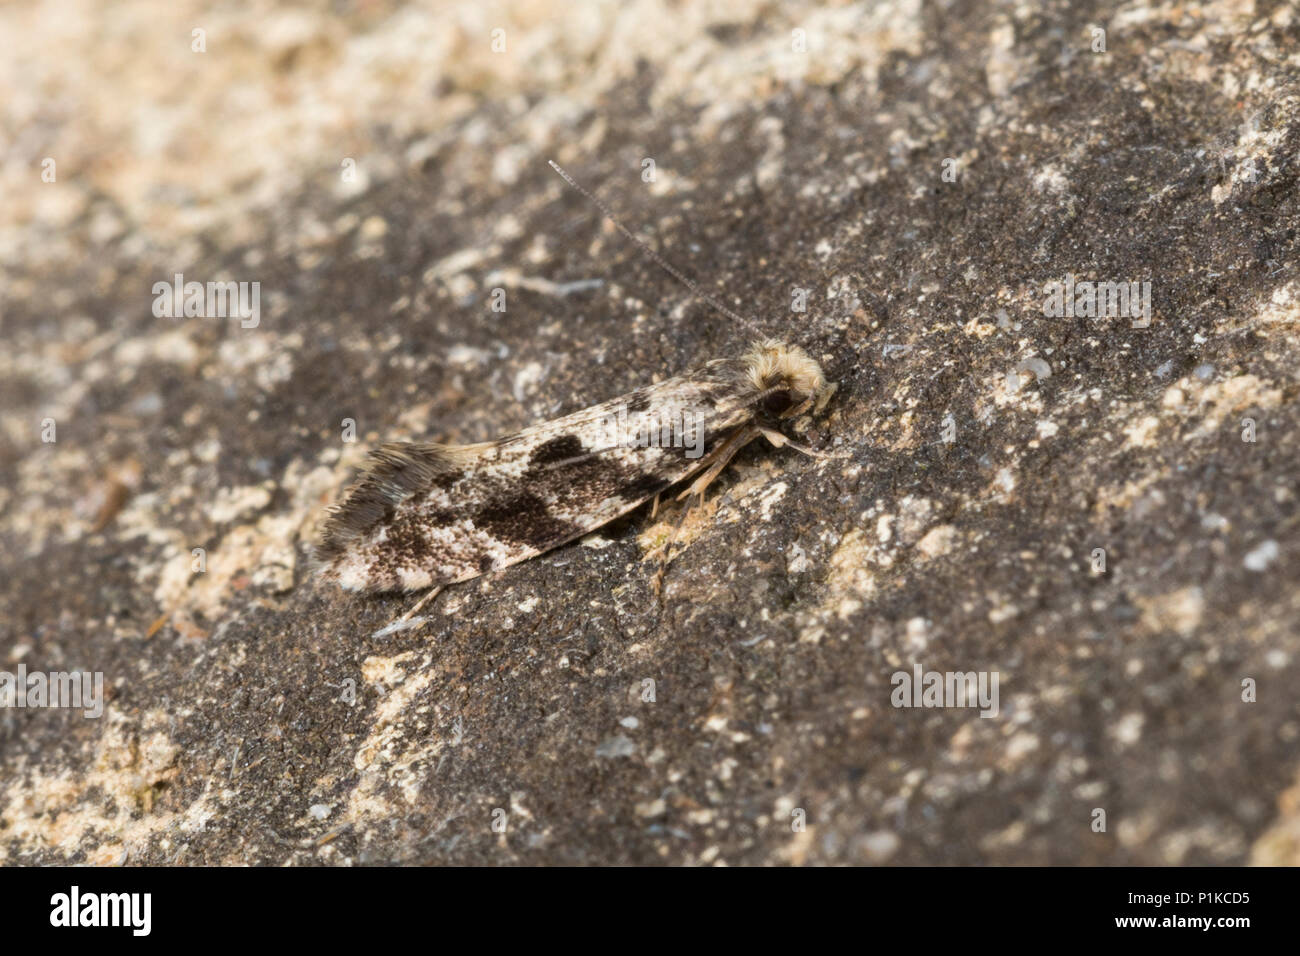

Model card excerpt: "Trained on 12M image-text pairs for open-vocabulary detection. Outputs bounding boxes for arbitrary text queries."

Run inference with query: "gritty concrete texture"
[1,0,1298,865]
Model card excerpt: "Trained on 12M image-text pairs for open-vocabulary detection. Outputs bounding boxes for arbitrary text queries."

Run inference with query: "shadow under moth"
[312,163,840,622]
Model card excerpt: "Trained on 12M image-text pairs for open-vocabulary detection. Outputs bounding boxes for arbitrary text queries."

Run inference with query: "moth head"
[743,339,831,420]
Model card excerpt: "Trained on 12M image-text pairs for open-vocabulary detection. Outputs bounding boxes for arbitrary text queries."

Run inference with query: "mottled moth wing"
[315,357,758,592]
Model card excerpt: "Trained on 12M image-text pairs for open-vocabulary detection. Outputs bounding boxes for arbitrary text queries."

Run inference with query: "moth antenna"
[548,160,761,337]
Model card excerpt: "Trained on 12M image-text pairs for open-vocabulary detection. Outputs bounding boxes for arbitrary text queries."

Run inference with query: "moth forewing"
[313,347,828,594]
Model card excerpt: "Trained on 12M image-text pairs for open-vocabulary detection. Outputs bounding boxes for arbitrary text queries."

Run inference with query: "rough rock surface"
[2,0,1298,865]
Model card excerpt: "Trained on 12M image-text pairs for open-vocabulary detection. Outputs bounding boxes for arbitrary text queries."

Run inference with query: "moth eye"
[762,390,794,416]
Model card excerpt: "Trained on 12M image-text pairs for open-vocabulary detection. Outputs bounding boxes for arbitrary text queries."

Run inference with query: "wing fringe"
[312,441,469,567]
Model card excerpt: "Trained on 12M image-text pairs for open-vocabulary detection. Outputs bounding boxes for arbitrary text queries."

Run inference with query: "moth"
[313,162,840,607]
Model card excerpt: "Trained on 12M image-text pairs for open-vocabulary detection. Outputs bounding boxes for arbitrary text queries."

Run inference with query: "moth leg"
[653,427,759,594]
[650,498,697,596]
[756,426,848,460]
[675,427,760,502]
[370,585,444,639]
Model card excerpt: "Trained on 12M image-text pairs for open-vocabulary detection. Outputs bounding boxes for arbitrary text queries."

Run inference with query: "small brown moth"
[313,162,839,612]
